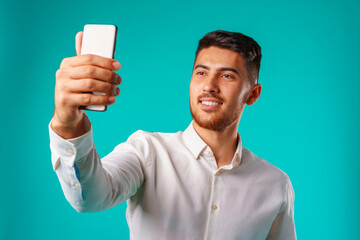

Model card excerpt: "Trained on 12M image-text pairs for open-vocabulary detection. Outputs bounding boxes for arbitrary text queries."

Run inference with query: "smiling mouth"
[200,101,223,106]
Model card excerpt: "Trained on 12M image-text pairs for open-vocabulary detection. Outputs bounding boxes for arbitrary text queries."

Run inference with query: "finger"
[68,93,116,107]
[68,65,121,84]
[61,54,121,71]
[76,31,83,56]
[64,78,120,96]
[56,67,122,85]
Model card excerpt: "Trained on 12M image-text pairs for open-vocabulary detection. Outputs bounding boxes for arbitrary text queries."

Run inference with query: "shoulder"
[241,146,291,188]
[241,147,295,202]
[125,129,183,148]
[112,130,181,165]
[128,129,182,141]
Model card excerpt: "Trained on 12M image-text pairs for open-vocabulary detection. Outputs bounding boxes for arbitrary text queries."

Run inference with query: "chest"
[129,150,283,239]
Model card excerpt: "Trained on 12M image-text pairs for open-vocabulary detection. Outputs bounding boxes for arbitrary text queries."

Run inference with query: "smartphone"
[79,24,118,111]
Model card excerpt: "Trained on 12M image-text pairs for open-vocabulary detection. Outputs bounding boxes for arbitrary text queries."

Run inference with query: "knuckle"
[85,79,95,90]
[55,80,64,91]
[84,66,95,75]
[82,94,92,105]
[57,93,68,106]
[83,54,94,63]
[60,57,69,68]
[55,69,63,79]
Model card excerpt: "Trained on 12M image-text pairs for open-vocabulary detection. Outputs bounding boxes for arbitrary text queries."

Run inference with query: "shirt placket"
[203,147,221,240]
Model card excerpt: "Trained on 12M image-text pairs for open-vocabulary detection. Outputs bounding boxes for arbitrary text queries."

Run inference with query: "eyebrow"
[194,64,242,78]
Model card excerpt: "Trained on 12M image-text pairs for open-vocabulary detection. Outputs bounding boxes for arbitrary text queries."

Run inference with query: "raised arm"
[49,32,146,212]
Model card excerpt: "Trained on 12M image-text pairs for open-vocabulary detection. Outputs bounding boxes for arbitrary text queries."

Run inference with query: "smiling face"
[189,46,252,132]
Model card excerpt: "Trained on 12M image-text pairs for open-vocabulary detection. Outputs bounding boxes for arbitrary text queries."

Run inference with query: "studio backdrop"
[1,0,359,239]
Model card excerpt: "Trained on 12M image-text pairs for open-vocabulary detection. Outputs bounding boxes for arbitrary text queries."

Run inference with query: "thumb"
[75,31,83,56]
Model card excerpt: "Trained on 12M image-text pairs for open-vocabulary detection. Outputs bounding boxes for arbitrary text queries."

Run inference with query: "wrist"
[51,113,91,139]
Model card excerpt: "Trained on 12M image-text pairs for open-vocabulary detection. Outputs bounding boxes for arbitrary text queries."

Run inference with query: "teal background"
[1,0,359,239]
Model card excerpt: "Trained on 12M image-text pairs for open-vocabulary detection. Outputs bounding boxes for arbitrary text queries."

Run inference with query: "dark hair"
[195,30,262,84]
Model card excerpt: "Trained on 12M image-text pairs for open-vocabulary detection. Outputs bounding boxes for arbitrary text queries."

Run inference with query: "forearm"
[49,123,145,212]
[50,123,109,212]
[53,147,116,212]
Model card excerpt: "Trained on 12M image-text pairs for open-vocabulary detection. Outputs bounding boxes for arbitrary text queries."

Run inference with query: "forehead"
[194,46,246,73]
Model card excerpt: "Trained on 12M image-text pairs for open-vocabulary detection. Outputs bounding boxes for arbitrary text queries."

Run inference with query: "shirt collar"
[183,121,243,167]
[183,121,208,160]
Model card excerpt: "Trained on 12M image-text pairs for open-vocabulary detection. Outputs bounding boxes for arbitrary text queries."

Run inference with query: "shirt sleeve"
[49,121,150,213]
[266,177,297,240]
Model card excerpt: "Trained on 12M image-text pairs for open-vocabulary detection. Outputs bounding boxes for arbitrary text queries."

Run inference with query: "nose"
[202,74,219,93]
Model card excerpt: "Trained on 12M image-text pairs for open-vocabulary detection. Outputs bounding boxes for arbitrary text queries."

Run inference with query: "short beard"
[190,101,240,132]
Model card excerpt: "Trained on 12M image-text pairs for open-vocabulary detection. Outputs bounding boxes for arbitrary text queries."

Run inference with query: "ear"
[245,84,261,105]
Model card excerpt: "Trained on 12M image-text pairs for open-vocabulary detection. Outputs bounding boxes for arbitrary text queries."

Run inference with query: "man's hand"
[51,31,122,139]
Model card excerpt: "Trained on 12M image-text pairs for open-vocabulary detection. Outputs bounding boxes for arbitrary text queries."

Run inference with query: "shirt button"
[67,149,75,155]
[212,204,218,210]
[73,183,80,188]
[215,172,220,176]
[205,149,211,155]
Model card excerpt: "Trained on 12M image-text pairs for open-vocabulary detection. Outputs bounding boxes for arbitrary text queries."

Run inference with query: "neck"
[193,120,239,168]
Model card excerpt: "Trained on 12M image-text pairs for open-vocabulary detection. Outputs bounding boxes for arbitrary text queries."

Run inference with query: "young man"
[49,30,296,239]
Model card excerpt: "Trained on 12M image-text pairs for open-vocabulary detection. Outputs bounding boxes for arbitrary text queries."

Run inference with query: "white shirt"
[49,121,296,240]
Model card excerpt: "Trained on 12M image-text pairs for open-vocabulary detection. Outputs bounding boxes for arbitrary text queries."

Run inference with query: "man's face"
[189,46,251,132]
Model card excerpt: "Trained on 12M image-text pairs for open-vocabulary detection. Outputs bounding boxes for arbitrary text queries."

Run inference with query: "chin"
[191,110,234,132]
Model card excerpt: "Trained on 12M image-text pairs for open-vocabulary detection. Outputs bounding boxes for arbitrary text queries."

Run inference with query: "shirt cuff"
[49,120,94,167]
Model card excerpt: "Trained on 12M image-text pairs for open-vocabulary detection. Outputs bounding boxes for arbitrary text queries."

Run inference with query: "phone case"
[79,24,118,111]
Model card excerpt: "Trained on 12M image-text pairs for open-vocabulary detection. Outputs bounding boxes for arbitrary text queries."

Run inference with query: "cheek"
[236,89,249,106]
[189,80,199,98]
[190,78,204,92]
[189,80,196,106]
[223,87,244,106]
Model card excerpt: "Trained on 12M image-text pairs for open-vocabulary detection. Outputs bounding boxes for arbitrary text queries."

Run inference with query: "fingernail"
[112,61,120,69]
[109,96,115,102]
[112,86,120,96]
[116,75,121,84]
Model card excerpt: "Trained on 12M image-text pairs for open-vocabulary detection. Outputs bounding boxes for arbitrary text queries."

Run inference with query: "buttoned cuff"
[49,120,94,169]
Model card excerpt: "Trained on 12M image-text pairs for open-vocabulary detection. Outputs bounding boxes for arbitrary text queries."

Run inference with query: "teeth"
[202,101,220,106]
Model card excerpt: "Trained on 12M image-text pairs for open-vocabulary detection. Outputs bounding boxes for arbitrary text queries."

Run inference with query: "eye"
[197,71,206,76]
[223,74,234,79]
